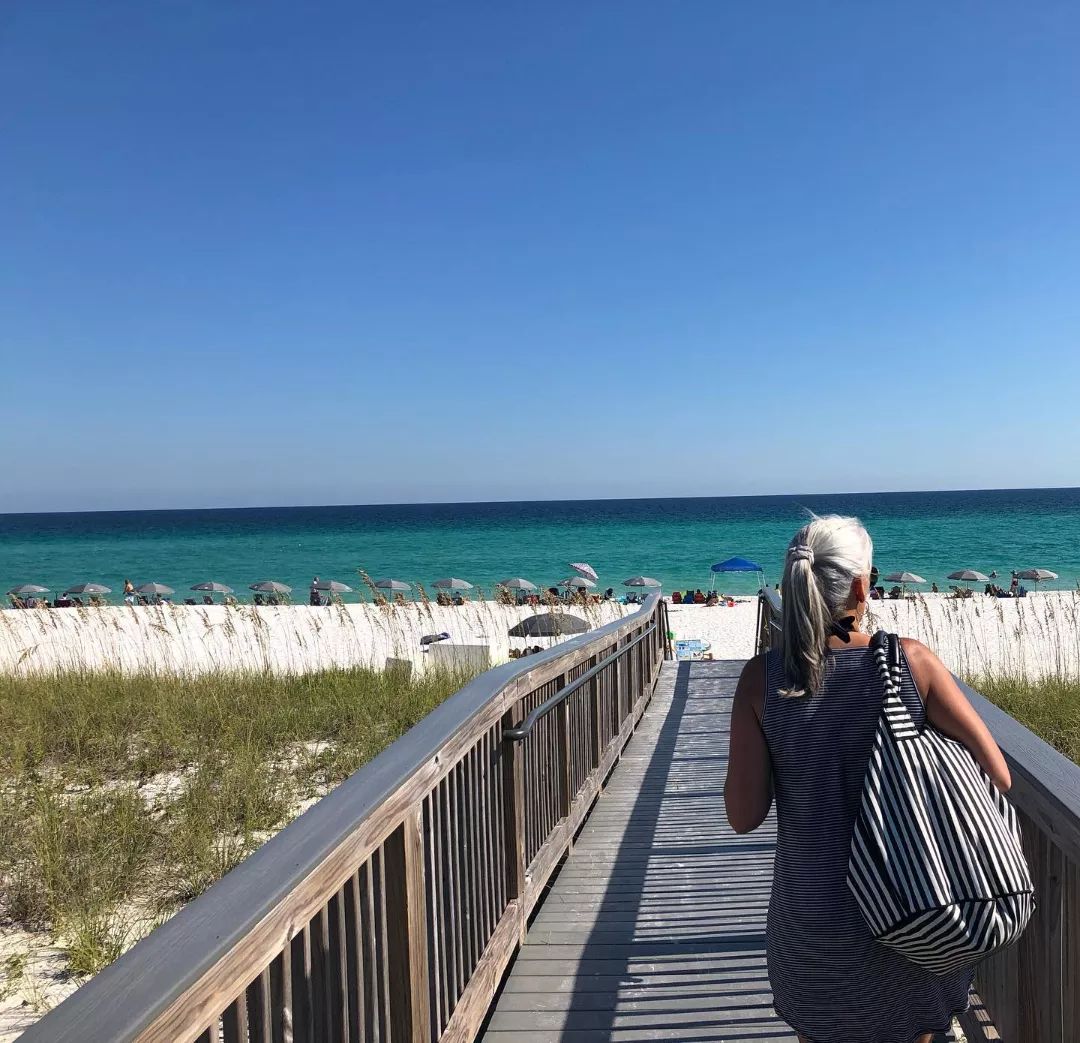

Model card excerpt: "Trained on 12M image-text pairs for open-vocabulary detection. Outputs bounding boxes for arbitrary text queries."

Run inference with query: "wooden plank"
[480,661,798,1043]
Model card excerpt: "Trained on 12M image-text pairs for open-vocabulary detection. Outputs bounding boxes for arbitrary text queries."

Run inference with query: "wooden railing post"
[385,809,432,1043]
[500,710,527,942]
[557,683,572,822]
[590,660,603,769]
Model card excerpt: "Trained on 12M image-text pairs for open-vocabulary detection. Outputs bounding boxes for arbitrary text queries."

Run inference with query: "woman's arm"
[902,638,1012,792]
[724,655,774,833]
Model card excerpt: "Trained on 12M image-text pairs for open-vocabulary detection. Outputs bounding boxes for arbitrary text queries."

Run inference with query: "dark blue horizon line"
[2,485,1078,519]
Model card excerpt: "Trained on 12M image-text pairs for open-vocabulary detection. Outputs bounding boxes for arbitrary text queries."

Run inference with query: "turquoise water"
[2,490,1079,601]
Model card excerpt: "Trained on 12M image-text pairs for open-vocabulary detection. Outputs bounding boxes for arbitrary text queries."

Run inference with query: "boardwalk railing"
[22,595,669,1043]
[757,590,1080,1043]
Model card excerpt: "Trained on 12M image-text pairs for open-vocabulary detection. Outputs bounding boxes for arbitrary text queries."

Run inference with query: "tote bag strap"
[869,630,920,740]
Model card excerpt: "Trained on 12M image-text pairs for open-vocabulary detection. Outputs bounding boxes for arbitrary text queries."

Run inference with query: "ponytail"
[779,515,872,698]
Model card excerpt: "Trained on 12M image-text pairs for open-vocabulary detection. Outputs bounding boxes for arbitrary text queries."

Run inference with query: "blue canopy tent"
[710,556,765,590]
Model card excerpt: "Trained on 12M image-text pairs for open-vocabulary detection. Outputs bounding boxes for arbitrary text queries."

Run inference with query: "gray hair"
[780,514,873,698]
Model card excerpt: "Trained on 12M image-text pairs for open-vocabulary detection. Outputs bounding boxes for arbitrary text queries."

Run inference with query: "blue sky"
[3,2,1079,511]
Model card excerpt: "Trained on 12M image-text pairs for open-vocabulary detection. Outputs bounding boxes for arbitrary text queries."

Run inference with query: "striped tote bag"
[846,632,1034,974]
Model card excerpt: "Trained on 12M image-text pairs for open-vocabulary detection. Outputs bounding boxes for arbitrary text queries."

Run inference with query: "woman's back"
[760,643,971,1043]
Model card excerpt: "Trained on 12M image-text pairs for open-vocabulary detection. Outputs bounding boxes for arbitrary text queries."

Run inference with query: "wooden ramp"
[481,659,796,1042]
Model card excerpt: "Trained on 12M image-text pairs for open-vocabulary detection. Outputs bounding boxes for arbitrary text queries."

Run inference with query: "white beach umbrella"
[7,584,49,595]
[432,578,474,590]
[497,578,537,590]
[947,570,990,584]
[373,578,411,591]
[623,576,661,588]
[314,579,353,593]
[63,582,112,595]
[135,582,175,596]
[568,562,599,582]
[882,572,926,585]
[882,571,926,595]
[1016,568,1058,589]
[561,576,596,589]
[191,581,234,594]
[249,581,292,594]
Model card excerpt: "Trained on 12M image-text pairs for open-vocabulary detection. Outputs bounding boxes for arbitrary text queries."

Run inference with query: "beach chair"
[184,598,197,605]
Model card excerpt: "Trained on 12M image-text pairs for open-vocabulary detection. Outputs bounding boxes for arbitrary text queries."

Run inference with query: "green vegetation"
[0,664,471,976]
[970,673,1080,767]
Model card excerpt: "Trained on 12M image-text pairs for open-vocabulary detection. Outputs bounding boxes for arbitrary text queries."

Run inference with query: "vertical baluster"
[329,890,349,1042]
[423,795,444,1037]
[290,924,314,1043]
[374,848,392,1039]
[222,995,248,1043]
[436,780,458,1017]
[344,872,365,1043]
[360,858,381,1043]
[247,967,272,1043]
[501,707,526,943]
[270,946,290,1043]
[557,682,572,821]
[384,811,432,1043]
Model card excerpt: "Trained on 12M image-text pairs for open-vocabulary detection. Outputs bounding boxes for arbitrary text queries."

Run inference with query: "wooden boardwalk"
[481,659,796,1042]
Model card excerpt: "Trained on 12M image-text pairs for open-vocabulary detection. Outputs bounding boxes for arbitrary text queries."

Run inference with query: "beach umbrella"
[711,557,763,573]
[249,581,292,594]
[497,578,537,590]
[568,562,599,582]
[191,582,234,594]
[560,576,596,589]
[1017,568,1058,589]
[314,579,353,593]
[623,576,661,588]
[709,556,764,590]
[135,582,175,596]
[63,583,112,595]
[432,578,474,590]
[882,571,926,595]
[7,584,49,595]
[947,570,990,584]
[509,614,589,638]
[373,578,411,592]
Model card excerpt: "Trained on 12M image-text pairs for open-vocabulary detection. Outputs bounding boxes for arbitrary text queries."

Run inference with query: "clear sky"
[3,2,1079,511]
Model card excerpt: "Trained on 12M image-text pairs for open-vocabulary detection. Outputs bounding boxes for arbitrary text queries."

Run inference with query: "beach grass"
[0,663,473,977]
[970,673,1080,766]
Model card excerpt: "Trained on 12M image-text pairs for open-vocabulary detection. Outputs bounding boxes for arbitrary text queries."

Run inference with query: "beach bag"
[846,632,1034,974]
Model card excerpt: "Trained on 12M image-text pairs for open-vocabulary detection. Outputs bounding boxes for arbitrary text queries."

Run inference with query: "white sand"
[0,600,633,677]
[662,600,760,660]
[664,592,1080,681]
[865,591,1080,680]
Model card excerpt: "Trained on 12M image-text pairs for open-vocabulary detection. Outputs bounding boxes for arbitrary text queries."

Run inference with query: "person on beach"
[123,578,136,605]
[724,514,1010,1043]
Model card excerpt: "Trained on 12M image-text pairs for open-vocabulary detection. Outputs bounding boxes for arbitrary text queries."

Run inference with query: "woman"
[724,515,1010,1043]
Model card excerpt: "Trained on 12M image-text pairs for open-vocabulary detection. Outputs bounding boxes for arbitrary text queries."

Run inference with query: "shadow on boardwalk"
[481,660,796,1042]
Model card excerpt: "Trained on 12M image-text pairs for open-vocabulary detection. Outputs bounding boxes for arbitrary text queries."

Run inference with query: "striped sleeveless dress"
[762,645,973,1043]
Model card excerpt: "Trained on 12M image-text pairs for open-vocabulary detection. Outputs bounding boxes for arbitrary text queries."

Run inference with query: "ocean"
[2,489,1078,601]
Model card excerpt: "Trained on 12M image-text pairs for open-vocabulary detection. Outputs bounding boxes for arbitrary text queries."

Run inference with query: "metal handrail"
[503,622,657,741]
